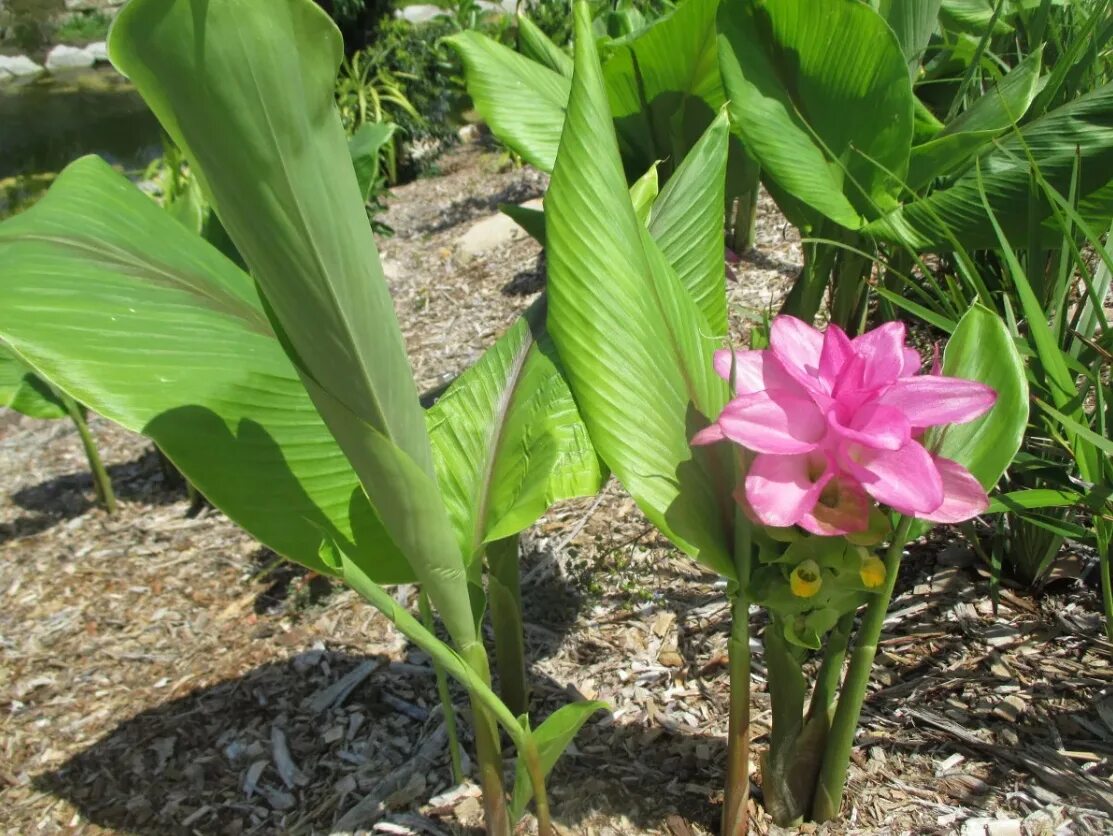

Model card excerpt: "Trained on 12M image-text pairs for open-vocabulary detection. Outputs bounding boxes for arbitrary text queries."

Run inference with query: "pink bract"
[695,316,996,535]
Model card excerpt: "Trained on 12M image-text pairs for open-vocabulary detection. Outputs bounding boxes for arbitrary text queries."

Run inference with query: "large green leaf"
[874,0,942,74]
[517,13,573,78]
[445,30,571,172]
[427,298,604,561]
[906,48,1043,189]
[110,0,476,649]
[546,2,733,576]
[932,304,1029,490]
[869,79,1113,249]
[717,0,916,229]
[0,341,66,420]
[647,109,730,336]
[603,0,724,182]
[0,157,410,581]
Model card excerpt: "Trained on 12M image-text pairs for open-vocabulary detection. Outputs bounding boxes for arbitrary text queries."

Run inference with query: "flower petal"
[877,376,997,428]
[818,324,853,391]
[745,452,832,528]
[900,347,923,377]
[691,423,726,446]
[713,349,803,395]
[849,321,906,389]
[842,440,944,513]
[799,476,872,536]
[718,389,827,454]
[829,402,910,451]
[916,456,989,523]
[770,315,824,388]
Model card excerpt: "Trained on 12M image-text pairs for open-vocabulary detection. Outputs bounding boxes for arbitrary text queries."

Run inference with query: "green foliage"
[53,10,111,43]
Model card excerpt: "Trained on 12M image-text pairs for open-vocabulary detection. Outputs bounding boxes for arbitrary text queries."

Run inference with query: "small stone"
[86,41,110,63]
[0,54,45,78]
[45,45,96,71]
[454,198,543,263]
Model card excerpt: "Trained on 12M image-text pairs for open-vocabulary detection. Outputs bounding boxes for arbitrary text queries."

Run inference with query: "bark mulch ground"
[2,145,1111,836]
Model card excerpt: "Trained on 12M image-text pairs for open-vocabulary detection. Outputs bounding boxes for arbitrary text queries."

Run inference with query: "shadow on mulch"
[405,180,544,238]
[501,253,546,296]
[2,447,192,546]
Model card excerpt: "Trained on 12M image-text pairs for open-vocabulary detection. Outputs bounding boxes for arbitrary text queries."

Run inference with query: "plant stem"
[419,590,464,784]
[60,392,115,514]
[1097,524,1113,643]
[522,733,553,836]
[722,510,753,836]
[462,643,512,836]
[487,535,530,717]
[811,516,914,821]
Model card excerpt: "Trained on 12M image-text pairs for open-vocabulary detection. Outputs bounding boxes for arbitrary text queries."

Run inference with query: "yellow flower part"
[859,555,886,589]
[790,559,822,598]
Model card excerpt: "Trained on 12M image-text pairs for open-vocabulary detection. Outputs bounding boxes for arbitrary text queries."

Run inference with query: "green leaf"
[0,341,67,420]
[517,13,573,77]
[349,121,397,202]
[111,0,476,649]
[427,298,604,560]
[648,109,730,335]
[932,304,1029,490]
[987,488,1081,514]
[717,0,915,229]
[907,48,1043,189]
[603,0,724,182]
[445,30,571,172]
[500,202,547,245]
[546,2,733,576]
[510,700,609,821]
[0,156,410,582]
[869,80,1113,249]
[875,0,943,74]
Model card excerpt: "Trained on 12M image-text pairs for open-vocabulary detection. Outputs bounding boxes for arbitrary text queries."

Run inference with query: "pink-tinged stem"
[811,515,913,821]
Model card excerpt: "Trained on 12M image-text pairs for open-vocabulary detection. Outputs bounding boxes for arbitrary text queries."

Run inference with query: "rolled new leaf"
[110,0,475,648]
[545,1,734,577]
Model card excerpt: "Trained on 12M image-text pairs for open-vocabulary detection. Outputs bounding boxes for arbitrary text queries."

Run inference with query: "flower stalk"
[811,515,914,820]
[722,508,753,836]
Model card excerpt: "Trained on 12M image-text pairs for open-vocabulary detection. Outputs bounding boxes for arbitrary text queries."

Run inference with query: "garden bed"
[1,145,1110,836]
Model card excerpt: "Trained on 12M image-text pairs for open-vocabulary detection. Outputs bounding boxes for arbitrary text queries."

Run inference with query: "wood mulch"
[2,144,1111,836]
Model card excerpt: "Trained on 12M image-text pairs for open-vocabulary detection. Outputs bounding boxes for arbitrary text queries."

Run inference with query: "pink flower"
[693,316,996,535]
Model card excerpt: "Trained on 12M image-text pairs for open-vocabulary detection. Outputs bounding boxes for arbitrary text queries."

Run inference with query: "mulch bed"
[2,144,1111,836]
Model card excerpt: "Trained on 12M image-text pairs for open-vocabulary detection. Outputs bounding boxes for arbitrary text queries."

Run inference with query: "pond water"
[0,66,162,211]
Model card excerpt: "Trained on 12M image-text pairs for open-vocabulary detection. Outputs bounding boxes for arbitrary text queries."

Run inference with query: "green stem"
[722,510,753,836]
[522,734,553,836]
[1098,524,1113,643]
[806,612,856,727]
[60,392,115,514]
[730,178,759,254]
[487,535,530,717]
[420,590,464,784]
[811,516,914,821]
[461,643,512,836]
[337,556,514,835]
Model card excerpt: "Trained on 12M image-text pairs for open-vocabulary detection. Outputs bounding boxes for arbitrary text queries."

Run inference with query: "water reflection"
[0,66,161,200]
